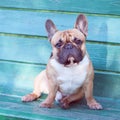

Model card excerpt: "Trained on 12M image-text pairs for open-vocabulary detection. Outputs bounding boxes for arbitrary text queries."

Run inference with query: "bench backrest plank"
[0,0,120,15]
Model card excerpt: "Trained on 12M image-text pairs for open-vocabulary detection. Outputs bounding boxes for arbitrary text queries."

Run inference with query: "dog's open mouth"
[62,56,77,66]
[66,56,78,65]
[57,43,83,66]
[57,50,83,66]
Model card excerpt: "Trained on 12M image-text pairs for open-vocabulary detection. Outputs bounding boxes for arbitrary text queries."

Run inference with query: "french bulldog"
[22,14,102,110]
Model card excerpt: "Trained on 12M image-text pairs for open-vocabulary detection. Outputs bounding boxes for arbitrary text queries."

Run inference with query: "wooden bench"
[0,0,120,119]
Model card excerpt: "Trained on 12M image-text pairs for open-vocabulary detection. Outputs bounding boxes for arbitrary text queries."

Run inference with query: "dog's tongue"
[57,47,83,65]
[64,56,78,66]
[68,56,74,63]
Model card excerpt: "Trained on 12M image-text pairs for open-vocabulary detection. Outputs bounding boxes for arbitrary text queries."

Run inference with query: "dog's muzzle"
[57,43,83,66]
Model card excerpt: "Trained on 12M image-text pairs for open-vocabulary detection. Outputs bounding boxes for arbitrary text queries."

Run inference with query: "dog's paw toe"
[88,102,103,110]
[60,102,69,109]
[60,97,70,109]
[21,93,37,102]
[40,102,53,108]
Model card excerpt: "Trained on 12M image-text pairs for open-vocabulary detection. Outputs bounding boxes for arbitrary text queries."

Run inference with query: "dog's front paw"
[22,93,38,102]
[60,96,70,109]
[88,102,103,110]
[40,102,53,108]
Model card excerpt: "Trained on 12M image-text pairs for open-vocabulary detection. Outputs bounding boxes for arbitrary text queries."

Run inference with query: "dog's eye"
[74,38,82,45]
[55,43,62,48]
[55,39,63,48]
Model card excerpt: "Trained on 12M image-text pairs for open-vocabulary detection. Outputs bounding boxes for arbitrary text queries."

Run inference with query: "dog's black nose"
[64,43,73,49]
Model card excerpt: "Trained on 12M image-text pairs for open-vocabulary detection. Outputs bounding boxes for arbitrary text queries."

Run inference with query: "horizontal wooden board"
[0,61,120,98]
[0,114,26,120]
[0,94,120,120]
[0,61,45,96]
[94,71,120,98]
[0,36,119,72]
[0,10,120,43]
[0,36,51,64]
[0,0,120,16]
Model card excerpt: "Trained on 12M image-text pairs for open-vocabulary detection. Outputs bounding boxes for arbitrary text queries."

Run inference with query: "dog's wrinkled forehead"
[51,29,85,44]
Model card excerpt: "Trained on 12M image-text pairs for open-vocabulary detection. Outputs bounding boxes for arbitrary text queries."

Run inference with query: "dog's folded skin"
[22,14,103,110]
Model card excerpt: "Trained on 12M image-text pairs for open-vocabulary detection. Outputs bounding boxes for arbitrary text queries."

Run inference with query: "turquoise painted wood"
[0,10,120,44]
[0,0,120,16]
[0,94,120,120]
[0,0,120,120]
[0,36,120,72]
[0,61,120,98]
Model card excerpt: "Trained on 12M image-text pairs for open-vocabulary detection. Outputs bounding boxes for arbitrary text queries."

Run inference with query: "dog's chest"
[50,56,89,95]
[57,67,87,95]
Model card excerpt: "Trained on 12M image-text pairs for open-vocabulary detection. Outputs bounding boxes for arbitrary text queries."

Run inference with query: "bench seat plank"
[0,10,120,43]
[0,94,120,120]
[0,0,120,16]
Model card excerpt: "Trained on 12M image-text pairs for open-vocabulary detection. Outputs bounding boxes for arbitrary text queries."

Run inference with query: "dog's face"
[46,14,88,66]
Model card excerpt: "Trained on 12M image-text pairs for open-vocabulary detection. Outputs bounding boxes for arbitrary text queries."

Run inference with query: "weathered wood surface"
[0,61,120,98]
[0,94,120,120]
[0,36,119,72]
[0,0,120,15]
[0,0,120,119]
[0,10,120,44]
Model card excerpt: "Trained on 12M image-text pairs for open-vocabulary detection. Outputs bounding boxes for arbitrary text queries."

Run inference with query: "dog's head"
[45,14,88,66]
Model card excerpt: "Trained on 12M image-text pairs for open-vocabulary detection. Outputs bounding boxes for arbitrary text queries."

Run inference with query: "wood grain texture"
[0,61,120,98]
[0,61,45,96]
[0,61,120,119]
[94,71,120,98]
[0,36,119,72]
[0,10,120,43]
[0,95,120,120]
[0,0,120,119]
[0,36,51,64]
[0,0,120,16]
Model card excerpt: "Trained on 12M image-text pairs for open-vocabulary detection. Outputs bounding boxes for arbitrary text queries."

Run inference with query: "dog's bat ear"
[45,19,57,41]
[74,14,88,37]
